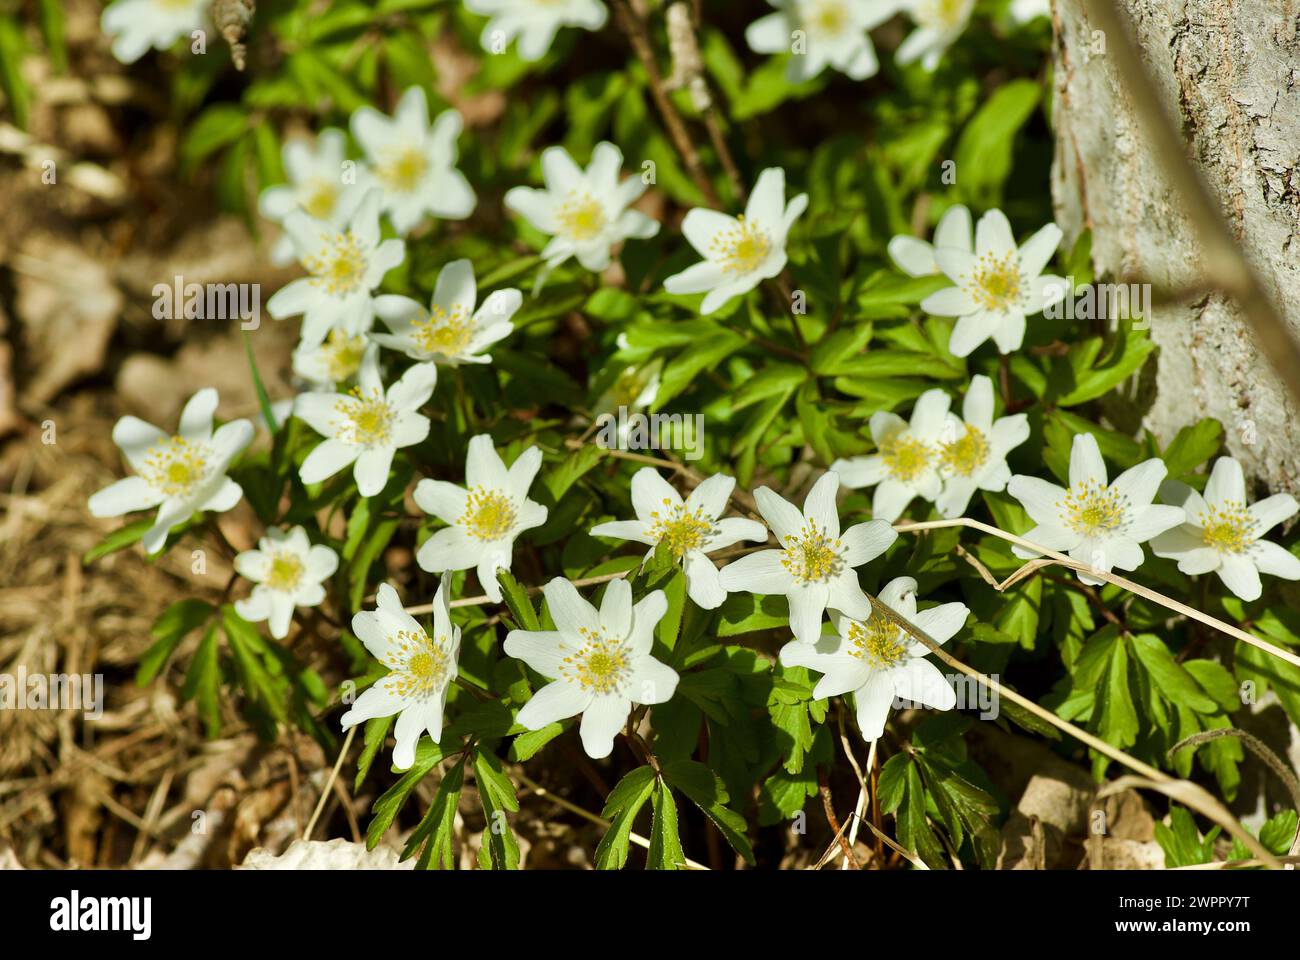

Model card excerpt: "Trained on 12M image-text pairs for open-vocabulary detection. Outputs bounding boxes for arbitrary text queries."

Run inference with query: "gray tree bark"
[1049,0,1300,495]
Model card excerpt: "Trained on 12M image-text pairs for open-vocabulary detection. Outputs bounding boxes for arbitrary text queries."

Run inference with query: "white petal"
[1112,458,1167,509]
[1217,555,1262,602]
[1252,541,1300,580]
[894,658,956,710]
[753,486,805,543]
[684,551,727,609]
[1204,456,1247,507]
[717,550,792,595]
[579,694,631,759]
[413,479,468,524]
[1069,432,1108,488]
[854,670,895,742]
[625,656,678,705]
[503,630,569,678]
[1248,494,1299,537]
[516,679,591,730]
[542,577,599,636]
[88,476,161,517]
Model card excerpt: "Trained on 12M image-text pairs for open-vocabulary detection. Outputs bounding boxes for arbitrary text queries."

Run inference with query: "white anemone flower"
[466,0,609,62]
[896,0,975,71]
[340,580,460,770]
[1006,432,1186,585]
[413,435,549,603]
[292,332,373,390]
[233,527,339,639]
[88,388,253,555]
[372,259,522,366]
[663,167,808,315]
[1152,457,1300,602]
[781,577,964,741]
[101,0,206,64]
[718,472,898,645]
[350,87,476,235]
[293,349,436,497]
[590,469,768,610]
[934,374,1029,518]
[830,388,951,522]
[266,189,405,349]
[887,203,972,277]
[920,208,1066,357]
[504,142,659,275]
[504,578,677,759]
[258,129,362,266]
[745,0,900,82]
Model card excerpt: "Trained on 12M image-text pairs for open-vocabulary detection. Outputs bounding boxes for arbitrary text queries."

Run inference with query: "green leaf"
[1161,419,1224,479]
[952,79,1041,207]
[507,722,564,762]
[1130,633,1218,713]
[473,749,521,870]
[83,518,154,564]
[646,780,686,870]
[498,569,542,631]
[661,759,755,865]
[180,104,248,174]
[138,599,214,685]
[242,330,278,435]
[354,715,395,792]
[366,741,444,850]
[595,765,657,870]
[406,755,465,870]
[181,623,222,738]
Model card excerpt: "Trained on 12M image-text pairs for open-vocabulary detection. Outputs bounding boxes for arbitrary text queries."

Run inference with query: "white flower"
[504,142,659,275]
[101,0,206,64]
[745,0,900,82]
[1152,457,1300,602]
[592,359,662,441]
[1006,432,1186,585]
[266,189,405,349]
[466,0,608,62]
[88,388,252,555]
[292,332,373,390]
[830,388,952,522]
[920,208,1066,357]
[293,349,436,497]
[412,435,549,603]
[934,374,1029,518]
[372,259,521,366]
[896,0,975,71]
[590,469,768,610]
[504,578,677,759]
[233,527,339,639]
[258,129,362,267]
[782,577,964,741]
[340,580,460,770]
[663,167,808,315]
[887,203,972,277]
[718,472,897,645]
[350,87,476,234]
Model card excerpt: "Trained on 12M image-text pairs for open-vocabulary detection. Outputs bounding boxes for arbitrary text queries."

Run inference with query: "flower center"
[939,425,990,478]
[562,629,631,695]
[320,329,367,382]
[1061,481,1126,536]
[806,0,849,37]
[142,436,210,497]
[968,250,1023,311]
[377,146,428,193]
[1199,501,1255,554]
[411,304,474,357]
[266,553,305,591]
[847,615,908,669]
[461,488,517,541]
[781,521,843,584]
[556,192,607,242]
[334,388,394,446]
[384,629,449,699]
[646,500,714,558]
[304,232,368,297]
[302,178,339,220]
[881,433,933,483]
[710,216,772,274]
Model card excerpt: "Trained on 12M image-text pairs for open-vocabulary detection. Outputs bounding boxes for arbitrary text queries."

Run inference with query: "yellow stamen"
[266,552,304,591]
[847,615,908,669]
[302,178,339,219]
[1200,501,1255,554]
[880,433,933,483]
[710,215,772,274]
[376,146,428,193]
[142,436,209,497]
[383,628,450,699]
[1060,480,1126,536]
[562,628,631,695]
[646,498,714,558]
[939,425,990,478]
[304,232,368,297]
[556,192,607,242]
[333,387,394,446]
[781,521,843,583]
[320,329,367,382]
[461,488,517,541]
[967,250,1023,311]
[411,304,474,357]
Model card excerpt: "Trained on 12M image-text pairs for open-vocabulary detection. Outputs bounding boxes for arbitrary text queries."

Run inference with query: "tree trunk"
[1049,0,1300,495]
